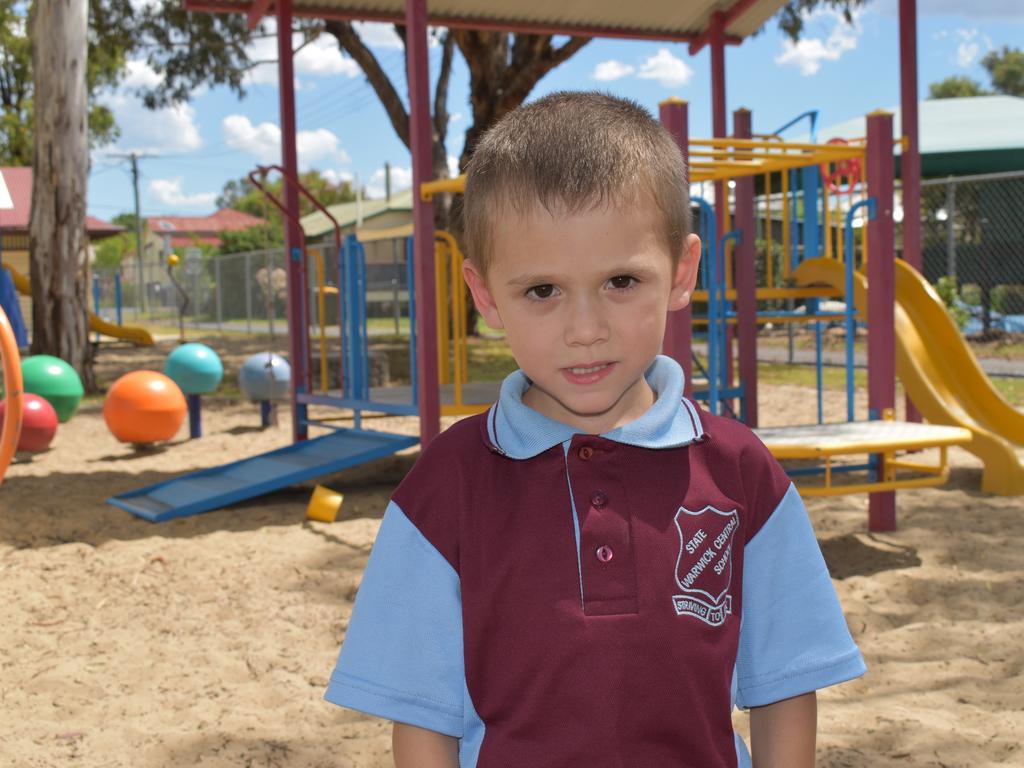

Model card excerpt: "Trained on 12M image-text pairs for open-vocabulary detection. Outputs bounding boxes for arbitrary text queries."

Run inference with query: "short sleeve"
[735,484,866,708]
[324,500,465,736]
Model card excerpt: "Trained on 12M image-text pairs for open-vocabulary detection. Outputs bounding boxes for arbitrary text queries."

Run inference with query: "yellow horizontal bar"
[692,137,865,153]
[421,176,466,200]
[795,468,951,497]
[769,432,969,460]
[886,458,946,475]
[692,287,841,302]
[441,403,491,417]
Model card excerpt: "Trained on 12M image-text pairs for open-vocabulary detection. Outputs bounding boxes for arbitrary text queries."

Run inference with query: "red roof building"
[148,208,267,250]
[0,166,123,239]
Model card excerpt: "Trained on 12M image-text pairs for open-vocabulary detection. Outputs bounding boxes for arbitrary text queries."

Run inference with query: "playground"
[2,0,1023,764]
[1,333,1022,766]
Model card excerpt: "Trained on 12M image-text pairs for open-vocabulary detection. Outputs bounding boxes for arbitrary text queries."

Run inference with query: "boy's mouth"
[562,362,615,385]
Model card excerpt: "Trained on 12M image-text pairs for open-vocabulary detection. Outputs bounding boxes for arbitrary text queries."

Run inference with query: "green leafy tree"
[216,170,357,231]
[219,224,284,255]
[929,46,1024,100]
[0,0,274,164]
[928,76,988,99]
[775,0,868,40]
[982,46,1024,97]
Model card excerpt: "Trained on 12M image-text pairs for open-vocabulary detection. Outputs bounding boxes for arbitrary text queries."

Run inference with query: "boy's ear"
[462,260,505,330]
[668,233,702,312]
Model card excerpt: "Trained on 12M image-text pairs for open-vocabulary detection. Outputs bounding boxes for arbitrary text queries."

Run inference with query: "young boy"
[325,91,865,767]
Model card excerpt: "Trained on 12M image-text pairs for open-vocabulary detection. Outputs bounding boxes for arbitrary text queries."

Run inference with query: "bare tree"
[29,0,93,389]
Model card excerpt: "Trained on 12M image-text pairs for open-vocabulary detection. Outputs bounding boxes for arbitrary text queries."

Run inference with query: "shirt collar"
[484,355,705,460]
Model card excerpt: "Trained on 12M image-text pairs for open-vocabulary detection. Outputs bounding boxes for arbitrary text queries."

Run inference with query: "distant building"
[0,166,123,323]
[147,208,267,260]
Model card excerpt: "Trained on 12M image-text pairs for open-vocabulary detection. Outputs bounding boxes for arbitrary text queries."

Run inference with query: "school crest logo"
[672,505,739,626]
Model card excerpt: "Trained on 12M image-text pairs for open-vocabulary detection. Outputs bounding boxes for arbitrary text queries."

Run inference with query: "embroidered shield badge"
[672,505,739,626]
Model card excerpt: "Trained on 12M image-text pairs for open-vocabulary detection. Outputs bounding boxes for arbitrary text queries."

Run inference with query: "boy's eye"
[526,284,556,300]
[608,275,637,290]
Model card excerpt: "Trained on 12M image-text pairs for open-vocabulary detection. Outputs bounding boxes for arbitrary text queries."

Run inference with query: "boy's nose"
[564,299,609,346]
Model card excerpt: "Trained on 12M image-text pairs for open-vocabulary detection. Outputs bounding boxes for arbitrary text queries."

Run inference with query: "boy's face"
[463,200,701,434]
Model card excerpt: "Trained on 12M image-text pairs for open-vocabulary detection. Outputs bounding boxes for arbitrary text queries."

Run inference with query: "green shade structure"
[21,355,84,423]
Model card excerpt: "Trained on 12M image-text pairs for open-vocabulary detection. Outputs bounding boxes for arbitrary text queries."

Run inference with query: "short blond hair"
[462,91,690,273]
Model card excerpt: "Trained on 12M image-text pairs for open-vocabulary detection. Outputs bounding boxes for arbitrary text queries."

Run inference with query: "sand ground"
[1,335,1022,767]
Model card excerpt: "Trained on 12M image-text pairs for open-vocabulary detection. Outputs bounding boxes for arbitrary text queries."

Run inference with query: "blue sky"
[87,0,1024,221]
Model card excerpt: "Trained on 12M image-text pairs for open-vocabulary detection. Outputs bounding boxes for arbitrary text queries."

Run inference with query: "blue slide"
[108,427,418,522]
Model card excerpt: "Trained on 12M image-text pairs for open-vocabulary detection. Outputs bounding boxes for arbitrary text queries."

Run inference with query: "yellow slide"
[5,264,154,347]
[793,257,1024,495]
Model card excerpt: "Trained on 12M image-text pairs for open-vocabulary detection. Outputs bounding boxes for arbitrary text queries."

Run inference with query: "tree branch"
[324,19,409,148]
[432,30,454,176]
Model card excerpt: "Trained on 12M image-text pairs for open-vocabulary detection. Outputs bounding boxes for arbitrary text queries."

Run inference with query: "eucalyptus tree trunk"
[29,0,94,390]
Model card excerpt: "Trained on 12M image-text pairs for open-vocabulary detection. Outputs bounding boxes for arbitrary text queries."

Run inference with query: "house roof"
[301,188,413,239]
[148,208,267,235]
[0,167,123,237]
[796,96,1024,177]
[185,0,791,45]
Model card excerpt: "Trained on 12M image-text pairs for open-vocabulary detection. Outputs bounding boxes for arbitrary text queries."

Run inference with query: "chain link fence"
[92,237,412,337]
[919,170,1024,337]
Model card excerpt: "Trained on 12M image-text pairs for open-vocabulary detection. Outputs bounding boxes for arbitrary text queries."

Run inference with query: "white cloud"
[295,34,361,77]
[774,10,859,76]
[366,165,412,198]
[447,155,459,177]
[223,115,281,163]
[98,93,203,155]
[954,29,993,68]
[352,21,405,49]
[593,60,636,82]
[449,112,464,125]
[121,59,162,89]
[322,168,354,186]
[149,177,217,208]
[637,49,693,88]
[297,127,352,167]
[222,115,351,170]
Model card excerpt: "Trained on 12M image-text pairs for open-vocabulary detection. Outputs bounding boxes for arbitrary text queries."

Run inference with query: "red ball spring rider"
[0,393,58,453]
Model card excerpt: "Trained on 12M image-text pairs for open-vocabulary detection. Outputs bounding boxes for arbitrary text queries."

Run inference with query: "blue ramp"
[107,428,419,522]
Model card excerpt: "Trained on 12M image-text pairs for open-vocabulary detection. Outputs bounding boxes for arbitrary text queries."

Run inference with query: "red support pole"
[277,0,309,443]
[732,108,757,427]
[405,0,440,447]
[866,111,897,532]
[900,0,923,424]
[659,98,693,398]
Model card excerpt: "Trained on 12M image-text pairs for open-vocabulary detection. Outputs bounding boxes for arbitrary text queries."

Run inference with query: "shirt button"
[591,491,608,509]
[578,446,593,460]
[596,545,614,563]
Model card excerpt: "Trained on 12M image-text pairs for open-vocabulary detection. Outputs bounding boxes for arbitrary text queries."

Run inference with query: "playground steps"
[107,428,419,522]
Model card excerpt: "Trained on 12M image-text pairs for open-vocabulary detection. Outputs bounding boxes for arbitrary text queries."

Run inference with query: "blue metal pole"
[187,394,202,439]
[115,272,123,326]
[92,275,101,344]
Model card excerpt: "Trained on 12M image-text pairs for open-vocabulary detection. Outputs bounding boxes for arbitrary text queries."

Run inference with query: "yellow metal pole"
[823,182,832,259]
[435,239,451,385]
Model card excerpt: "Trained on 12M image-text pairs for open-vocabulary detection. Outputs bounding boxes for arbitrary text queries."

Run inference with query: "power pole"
[110,151,150,313]
[129,152,146,313]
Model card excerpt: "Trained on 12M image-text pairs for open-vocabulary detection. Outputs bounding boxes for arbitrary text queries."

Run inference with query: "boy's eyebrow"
[505,263,661,288]
[505,272,560,287]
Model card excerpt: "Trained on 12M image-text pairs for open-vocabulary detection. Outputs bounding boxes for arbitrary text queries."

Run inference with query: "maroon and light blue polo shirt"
[326,356,866,766]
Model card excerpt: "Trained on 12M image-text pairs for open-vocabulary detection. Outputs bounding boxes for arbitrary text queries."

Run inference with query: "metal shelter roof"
[801,96,1024,177]
[186,0,790,45]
